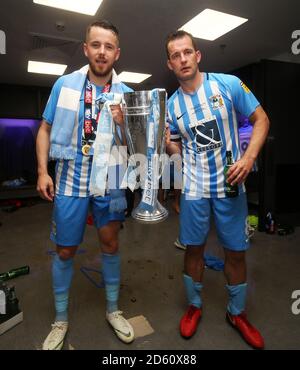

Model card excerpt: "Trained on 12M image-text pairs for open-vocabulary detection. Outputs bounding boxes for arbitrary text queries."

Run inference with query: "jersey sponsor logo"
[209,94,224,110]
[240,81,251,94]
[190,117,222,153]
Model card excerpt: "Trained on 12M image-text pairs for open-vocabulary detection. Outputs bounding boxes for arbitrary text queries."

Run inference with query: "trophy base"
[132,202,168,224]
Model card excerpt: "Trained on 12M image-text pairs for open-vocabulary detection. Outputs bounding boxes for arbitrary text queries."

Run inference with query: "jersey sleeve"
[226,75,260,118]
[42,76,65,125]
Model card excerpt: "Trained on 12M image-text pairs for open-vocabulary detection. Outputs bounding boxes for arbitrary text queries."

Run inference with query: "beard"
[89,60,113,78]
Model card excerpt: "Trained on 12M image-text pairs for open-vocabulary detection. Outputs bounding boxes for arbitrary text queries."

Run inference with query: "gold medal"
[82,144,91,156]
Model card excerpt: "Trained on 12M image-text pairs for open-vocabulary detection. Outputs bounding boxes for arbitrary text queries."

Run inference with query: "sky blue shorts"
[179,193,249,251]
[50,194,125,247]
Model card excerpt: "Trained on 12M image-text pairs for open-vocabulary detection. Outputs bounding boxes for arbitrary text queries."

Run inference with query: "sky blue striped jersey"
[168,73,260,198]
[43,75,132,197]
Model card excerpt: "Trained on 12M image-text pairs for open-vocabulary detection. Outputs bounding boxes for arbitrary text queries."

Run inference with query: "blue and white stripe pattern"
[168,73,260,198]
[43,67,132,197]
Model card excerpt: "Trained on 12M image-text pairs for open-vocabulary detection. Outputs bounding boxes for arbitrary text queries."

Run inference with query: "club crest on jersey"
[240,81,251,94]
[209,94,224,110]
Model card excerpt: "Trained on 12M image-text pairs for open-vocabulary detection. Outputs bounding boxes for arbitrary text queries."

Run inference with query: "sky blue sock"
[54,293,69,322]
[226,283,247,315]
[52,254,74,322]
[106,285,119,313]
[183,274,203,308]
[102,253,120,313]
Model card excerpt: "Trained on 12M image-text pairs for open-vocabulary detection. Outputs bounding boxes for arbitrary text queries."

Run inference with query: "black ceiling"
[1,0,300,92]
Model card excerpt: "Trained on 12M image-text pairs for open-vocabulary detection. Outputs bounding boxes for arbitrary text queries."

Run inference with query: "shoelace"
[111,310,123,318]
[109,311,131,332]
[50,323,67,334]
[44,324,67,349]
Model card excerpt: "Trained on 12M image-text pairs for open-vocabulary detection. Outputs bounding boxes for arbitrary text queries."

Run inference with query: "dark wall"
[264,60,300,165]
[0,84,51,186]
[232,60,300,227]
[0,84,51,118]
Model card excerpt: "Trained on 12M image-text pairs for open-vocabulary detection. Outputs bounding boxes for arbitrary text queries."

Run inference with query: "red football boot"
[226,311,264,349]
[180,305,202,338]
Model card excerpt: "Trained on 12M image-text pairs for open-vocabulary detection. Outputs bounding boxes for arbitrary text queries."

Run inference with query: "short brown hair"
[165,30,198,58]
[85,20,120,45]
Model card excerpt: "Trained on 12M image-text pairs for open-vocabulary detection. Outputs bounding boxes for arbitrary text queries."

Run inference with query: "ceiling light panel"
[33,0,103,16]
[118,72,151,83]
[28,60,67,75]
[180,8,248,41]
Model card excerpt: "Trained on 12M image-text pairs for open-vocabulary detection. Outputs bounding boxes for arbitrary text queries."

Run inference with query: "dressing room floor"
[0,198,299,350]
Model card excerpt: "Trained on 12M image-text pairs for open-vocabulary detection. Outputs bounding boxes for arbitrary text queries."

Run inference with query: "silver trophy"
[123,89,168,224]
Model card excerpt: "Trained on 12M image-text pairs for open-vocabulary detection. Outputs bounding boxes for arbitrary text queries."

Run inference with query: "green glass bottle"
[224,151,239,198]
[0,266,30,281]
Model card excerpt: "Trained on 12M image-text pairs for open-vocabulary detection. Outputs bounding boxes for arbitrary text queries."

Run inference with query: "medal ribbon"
[82,76,111,154]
